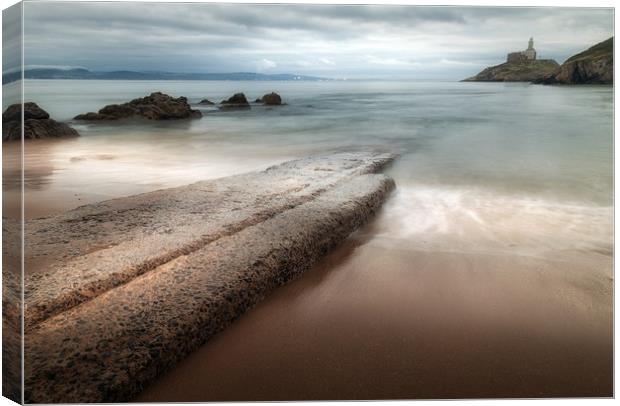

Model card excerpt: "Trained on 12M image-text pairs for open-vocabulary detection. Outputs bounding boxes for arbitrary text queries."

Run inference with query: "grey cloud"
[3,3,22,74]
[14,2,615,79]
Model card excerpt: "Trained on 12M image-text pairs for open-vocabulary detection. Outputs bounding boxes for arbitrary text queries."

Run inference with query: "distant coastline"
[2,68,332,84]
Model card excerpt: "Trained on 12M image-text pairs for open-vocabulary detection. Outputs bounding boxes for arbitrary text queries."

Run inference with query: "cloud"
[319,58,336,66]
[2,3,22,74]
[256,58,277,71]
[438,58,478,66]
[365,55,420,67]
[13,2,614,80]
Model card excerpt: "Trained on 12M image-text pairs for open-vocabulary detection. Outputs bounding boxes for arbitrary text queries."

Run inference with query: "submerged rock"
[74,92,202,120]
[2,102,79,141]
[198,99,215,105]
[219,92,250,109]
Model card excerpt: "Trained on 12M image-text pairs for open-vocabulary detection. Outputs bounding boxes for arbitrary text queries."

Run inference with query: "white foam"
[371,184,612,257]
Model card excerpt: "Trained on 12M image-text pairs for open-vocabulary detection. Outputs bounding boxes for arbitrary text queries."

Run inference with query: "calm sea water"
[3,79,612,257]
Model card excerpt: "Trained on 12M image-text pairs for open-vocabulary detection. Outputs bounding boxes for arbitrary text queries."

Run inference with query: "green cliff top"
[565,37,613,64]
[463,59,560,82]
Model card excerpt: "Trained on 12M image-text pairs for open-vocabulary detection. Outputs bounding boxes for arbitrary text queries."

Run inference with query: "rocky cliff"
[463,59,560,82]
[536,37,613,85]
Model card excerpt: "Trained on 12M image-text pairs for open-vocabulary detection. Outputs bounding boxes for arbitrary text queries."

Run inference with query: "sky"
[5,2,615,80]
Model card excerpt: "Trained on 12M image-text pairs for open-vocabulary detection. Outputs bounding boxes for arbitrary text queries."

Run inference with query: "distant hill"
[2,68,330,84]
[462,59,560,82]
[535,37,613,84]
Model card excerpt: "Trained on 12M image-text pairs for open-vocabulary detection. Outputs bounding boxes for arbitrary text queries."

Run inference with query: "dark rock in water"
[2,103,79,141]
[99,103,137,118]
[198,99,214,105]
[73,112,110,121]
[22,119,79,140]
[74,92,202,120]
[3,102,50,122]
[260,92,282,105]
[536,37,613,85]
[254,98,262,103]
[74,113,105,120]
[219,93,250,109]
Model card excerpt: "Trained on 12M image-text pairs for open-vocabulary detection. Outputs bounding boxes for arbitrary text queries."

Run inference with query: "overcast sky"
[9,2,615,79]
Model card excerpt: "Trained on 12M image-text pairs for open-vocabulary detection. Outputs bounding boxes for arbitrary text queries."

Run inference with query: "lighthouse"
[506,37,537,62]
[524,37,537,60]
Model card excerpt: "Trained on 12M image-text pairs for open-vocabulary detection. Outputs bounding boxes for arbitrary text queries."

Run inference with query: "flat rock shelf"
[23,151,396,403]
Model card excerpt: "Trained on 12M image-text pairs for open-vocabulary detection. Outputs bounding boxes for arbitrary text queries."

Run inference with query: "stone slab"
[23,152,396,403]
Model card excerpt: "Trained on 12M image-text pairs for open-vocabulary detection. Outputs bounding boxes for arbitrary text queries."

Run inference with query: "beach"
[138,246,612,400]
[3,79,613,399]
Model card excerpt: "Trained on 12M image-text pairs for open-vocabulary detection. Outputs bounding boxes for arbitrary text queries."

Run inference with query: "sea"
[3,79,612,255]
[3,79,614,398]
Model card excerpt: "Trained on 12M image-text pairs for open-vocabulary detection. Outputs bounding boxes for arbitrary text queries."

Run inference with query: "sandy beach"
[137,227,612,400]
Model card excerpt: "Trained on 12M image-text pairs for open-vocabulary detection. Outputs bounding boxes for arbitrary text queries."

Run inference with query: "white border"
[0,1,616,406]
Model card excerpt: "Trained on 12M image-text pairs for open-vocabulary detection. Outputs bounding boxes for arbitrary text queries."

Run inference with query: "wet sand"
[136,221,612,400]
[2,138,290,219]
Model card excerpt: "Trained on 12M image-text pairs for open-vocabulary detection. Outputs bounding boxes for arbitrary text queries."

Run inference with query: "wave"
[369,184,613,259]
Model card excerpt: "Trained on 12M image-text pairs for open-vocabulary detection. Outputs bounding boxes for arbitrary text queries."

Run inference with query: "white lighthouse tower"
[523,37,537,60]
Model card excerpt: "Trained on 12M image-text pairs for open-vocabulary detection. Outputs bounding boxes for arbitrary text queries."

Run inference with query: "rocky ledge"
[74,92,202,120]
[534,37,613,85]
[2,102,79,141]
[463,59,560,82]
[22,152,396,403]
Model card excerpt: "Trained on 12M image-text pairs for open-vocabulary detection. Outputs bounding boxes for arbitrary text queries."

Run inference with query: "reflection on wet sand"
[4,136,288,219]
[137,228,612,400]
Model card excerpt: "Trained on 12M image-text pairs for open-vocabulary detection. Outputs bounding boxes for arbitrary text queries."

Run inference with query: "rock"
[198,99,215,105]
[463,59,560,82]
[74,92,202,120]
[2,103,79,141]
[219,92,250,109]
[99,103,138,118]
[254,98,262,103]
[22,152,396,403]
[531,74,554,85]
[260,92,282,105]
[73,112,110,121]
[538,37,613,85]
[3,102,50,122]
[22,119,79,140]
